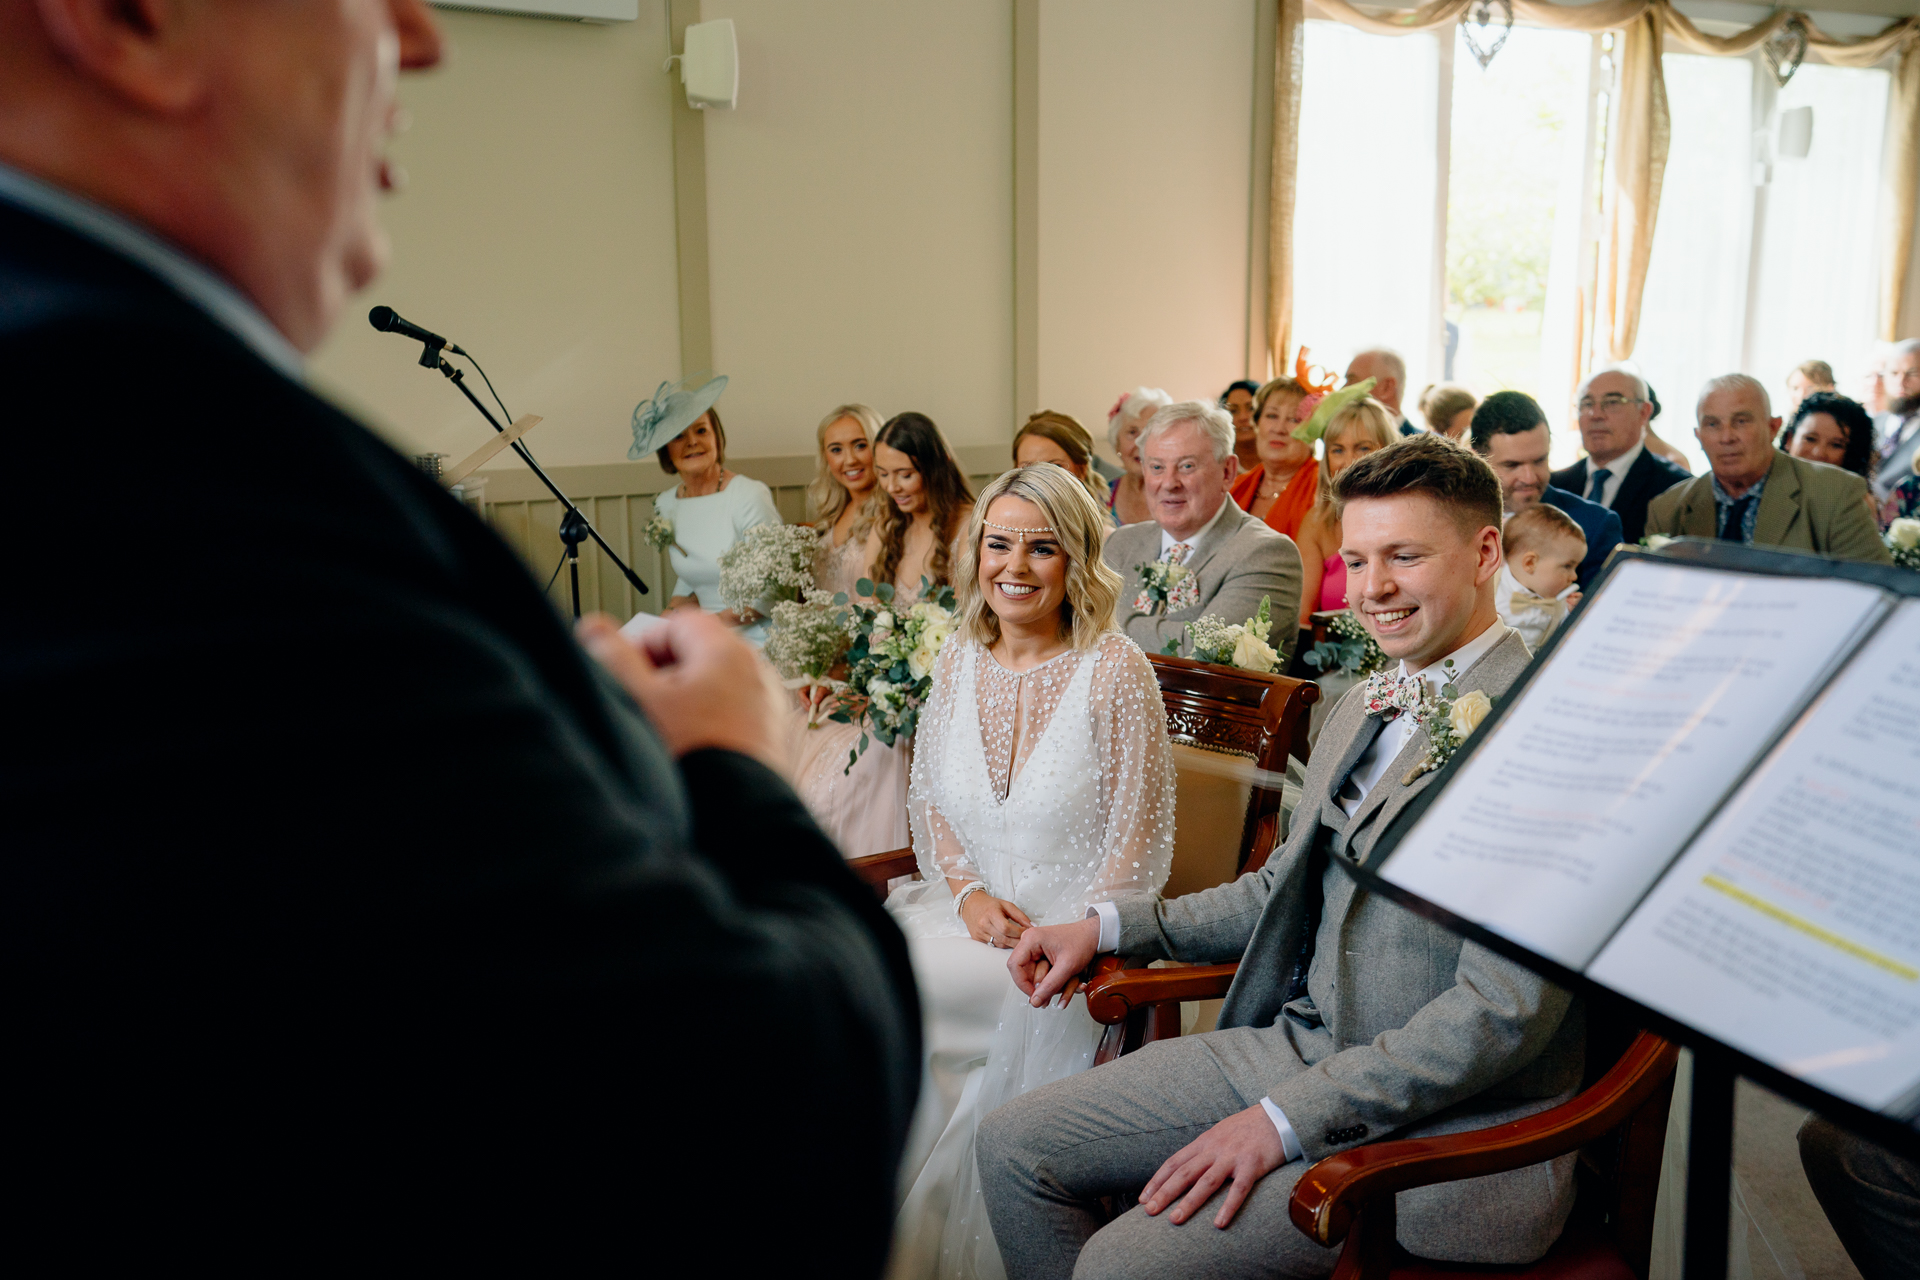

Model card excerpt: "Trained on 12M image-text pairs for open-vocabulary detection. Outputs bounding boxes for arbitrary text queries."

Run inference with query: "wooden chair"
[1083,959,1680,1280]
[848,656,1321,902]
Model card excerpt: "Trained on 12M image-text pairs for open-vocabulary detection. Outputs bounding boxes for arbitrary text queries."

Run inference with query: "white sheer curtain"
[1293,20,1441,400]
[1748,64,1893,405]
[1631,53,1756,473]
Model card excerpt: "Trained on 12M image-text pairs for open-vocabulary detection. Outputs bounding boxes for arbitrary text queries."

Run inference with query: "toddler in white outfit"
[1497,504,1586,652]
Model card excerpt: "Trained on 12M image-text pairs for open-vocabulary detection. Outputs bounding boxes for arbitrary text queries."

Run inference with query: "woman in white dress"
[886,464,1177,1280]
[649,405,782,643]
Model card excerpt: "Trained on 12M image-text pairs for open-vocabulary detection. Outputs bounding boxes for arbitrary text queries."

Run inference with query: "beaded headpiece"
[982,518,1056,545]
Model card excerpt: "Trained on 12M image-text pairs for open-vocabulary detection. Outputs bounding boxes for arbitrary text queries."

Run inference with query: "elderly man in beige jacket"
[1645,373,1890,564]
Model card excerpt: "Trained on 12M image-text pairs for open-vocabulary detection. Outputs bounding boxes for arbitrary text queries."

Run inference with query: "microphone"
[368,305,464,355]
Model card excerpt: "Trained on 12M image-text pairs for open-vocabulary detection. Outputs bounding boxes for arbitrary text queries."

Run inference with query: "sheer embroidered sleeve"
[1083,632,1176,904]
[906,639,983,888]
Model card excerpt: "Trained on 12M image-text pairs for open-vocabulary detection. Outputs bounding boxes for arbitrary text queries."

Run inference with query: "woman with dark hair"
[1779,390,1876,480]
[1220,378,1261,472]
[870,412,975,597]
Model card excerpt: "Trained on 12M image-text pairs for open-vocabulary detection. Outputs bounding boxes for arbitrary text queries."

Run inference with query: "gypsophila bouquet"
[1174,595,1281,674]
[1132,560,1196,614]
[1302,609,1390,677]
[830,577,958,771]
[1884,518,1920,571]
[717,522,821,616]
[765,589,853,727]
[643,509,679,554]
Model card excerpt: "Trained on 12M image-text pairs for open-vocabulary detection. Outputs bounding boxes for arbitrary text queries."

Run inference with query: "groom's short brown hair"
[1332,433,1502,535]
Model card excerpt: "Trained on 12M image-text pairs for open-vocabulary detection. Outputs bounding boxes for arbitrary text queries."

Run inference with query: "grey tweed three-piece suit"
[978,628,1584,1280]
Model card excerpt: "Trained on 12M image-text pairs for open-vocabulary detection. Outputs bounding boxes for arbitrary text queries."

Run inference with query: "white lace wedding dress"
[885,630,1177,1280]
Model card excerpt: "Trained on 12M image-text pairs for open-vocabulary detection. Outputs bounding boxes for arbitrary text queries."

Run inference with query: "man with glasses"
[1872,339,1920,503]
[1551,369,1691,543]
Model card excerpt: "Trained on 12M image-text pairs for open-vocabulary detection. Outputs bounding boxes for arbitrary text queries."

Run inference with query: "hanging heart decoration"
[1460,0,1514,70]
[1763,16,1807,88]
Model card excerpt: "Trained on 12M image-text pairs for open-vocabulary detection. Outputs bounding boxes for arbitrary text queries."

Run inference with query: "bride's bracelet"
[952,881,988,917]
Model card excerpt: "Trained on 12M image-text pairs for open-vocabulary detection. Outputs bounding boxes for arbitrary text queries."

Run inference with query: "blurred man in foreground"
[0,0,917,1263]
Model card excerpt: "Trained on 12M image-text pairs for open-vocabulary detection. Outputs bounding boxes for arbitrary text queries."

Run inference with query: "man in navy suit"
[1551,369,1691,543]
[1471,391,1623,591]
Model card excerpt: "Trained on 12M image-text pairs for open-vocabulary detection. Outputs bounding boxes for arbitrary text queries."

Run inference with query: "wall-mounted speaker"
[677,18,739,110]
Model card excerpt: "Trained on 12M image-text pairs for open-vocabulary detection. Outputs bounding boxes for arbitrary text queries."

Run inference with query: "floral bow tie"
[1360,669,1427,721]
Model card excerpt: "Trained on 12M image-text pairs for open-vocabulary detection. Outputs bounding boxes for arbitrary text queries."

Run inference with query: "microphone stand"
[421,338,649,612]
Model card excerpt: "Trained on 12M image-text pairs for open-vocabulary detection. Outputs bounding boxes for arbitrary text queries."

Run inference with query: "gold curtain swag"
[1269,0,1920,377]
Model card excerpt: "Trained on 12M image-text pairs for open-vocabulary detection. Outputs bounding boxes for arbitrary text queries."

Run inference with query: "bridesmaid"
[869,412,975,599]
[808,403,884,571]
[1228,376,1316,541]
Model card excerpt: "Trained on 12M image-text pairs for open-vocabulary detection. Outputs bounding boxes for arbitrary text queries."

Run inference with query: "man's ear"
[1222,455,1240,488]
[33,0,208,113]
[1475,525,1503,585]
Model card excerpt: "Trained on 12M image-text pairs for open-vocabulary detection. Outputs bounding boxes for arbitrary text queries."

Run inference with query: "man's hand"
[1140,1104,1289,1229]
[1007,917,1100,1008]
[578,611,787,773]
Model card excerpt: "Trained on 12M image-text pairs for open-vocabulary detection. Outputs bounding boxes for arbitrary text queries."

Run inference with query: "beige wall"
[699,1,1016,453]
[1035,0,1260,443]
[307,7,683,468]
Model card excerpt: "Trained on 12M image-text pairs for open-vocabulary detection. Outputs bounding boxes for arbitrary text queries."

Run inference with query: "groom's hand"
[1141,1104,1288,1229]
[1008,917,1100,1007]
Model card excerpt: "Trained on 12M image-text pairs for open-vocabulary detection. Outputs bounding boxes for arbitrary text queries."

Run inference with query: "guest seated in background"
[1345,347,1417,435]
[1291,395,1395,628]
[886,464,1176,1280]
[1550,368,1691,545]
[1645,374,1890,564]
[1778,392,1877,527]
[1106,401,1303,667]
[1640,381,1694,473]
[792,402,914,860]
[871,412,976,603]
[1418,382,1476,440]
[1106,387,1172,526]
[1872,340,1920,503]
[1785,358,1836,417]
[984,435,1581,1280]
[1015,410,1112,521]
[1470,391,1622,590]
[1228,376,1317,540]
[1497,504,1584,652]
[1221,378,1262,472]
[0,0,918,1264]
[650,400,783,641]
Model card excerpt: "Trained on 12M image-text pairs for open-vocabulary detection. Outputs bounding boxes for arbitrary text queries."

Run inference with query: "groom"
[982,434,1583,1279]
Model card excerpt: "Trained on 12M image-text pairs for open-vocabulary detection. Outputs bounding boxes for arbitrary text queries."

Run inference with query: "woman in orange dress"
[1227,375,1316,541]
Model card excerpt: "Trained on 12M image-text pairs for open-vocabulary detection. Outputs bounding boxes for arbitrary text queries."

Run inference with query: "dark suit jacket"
[1552,447,1691,544]
[0,198,918,1265]
[1537,485,1624,591]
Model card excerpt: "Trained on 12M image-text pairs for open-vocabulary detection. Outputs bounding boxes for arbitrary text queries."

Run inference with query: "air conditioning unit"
[432,0,636,23]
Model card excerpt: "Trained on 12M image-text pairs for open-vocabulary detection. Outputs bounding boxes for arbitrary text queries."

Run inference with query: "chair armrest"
[1288,1031,1679,1246]
[847,846,918,894]
[1083,956,1241,1026]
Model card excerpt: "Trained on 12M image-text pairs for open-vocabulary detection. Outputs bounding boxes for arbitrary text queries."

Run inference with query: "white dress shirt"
[1583,440,1644,510]
[1158,491,1233,559]
[0,159,304,381]
[1090,617,1514,1158]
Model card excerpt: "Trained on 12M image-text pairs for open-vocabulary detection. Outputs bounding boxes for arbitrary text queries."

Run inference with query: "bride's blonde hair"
[953,464,1122,652]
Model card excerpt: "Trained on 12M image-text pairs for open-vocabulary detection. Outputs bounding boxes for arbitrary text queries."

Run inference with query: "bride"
[886,464,1177,1280]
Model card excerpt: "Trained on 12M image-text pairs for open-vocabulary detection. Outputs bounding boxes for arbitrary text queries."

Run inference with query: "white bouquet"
[1885,518,1920,571]
[1176,595,1281,674]
[831,578,959,770]
[717,522,821,616]
[764,590,852,727]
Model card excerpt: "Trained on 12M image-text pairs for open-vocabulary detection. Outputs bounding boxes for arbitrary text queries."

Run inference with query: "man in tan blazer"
[985,436,1581,1280]
[1645,373,1890,565]
[1102,401,1303,667]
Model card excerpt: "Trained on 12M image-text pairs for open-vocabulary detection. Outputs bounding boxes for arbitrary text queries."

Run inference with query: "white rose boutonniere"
[1885,518,1920,570]
[1640,533,1676,550]
[1402,661,1497,785]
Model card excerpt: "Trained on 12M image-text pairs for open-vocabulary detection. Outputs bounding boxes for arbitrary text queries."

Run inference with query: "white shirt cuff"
[1260,1097,1305,1163]
[1086,901,1121,953]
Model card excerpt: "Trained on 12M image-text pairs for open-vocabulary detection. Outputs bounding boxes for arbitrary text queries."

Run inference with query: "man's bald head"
[0,0,442,351]
[1345,348,1407,418]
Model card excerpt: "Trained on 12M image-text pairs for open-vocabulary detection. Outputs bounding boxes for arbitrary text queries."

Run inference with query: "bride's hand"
[960,892,1033,949]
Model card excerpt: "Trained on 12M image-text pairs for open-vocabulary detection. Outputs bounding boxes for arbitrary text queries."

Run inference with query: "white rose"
[1890,519,1920,551]
[872,611,895,632]
[1643,534,1675,550]
[869,678,895,699]
[908,643,937,680]
[1231,631,1279,674]
[1448,689,1492,739]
